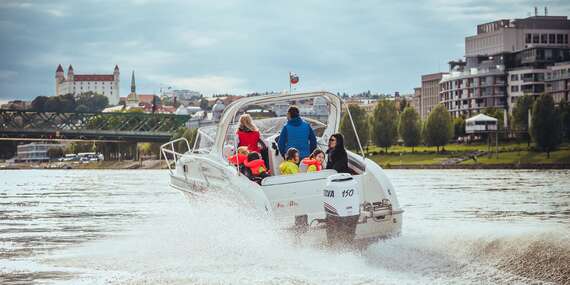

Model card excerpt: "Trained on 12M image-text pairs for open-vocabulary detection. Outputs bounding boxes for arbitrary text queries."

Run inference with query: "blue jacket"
[278,117,317,159]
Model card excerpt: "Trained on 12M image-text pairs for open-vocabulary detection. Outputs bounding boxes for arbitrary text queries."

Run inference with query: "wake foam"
[41,192,570,285]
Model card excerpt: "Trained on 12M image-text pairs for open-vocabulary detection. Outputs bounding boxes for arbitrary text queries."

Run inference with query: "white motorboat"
[161,91,403,245]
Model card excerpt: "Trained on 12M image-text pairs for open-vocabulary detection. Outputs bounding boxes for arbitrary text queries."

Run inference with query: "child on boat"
[228,146,249,166]
[301,149,324,172]
[243,152,270,184]
[279,148,300,175]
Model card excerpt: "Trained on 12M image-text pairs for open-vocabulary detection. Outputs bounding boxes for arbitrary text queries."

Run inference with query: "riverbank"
[368,142,570,169]
[0,159,168,170]
[3,142,570,170]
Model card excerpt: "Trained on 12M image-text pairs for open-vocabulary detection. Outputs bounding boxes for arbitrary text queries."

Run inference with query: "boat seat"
[261,169,337,186]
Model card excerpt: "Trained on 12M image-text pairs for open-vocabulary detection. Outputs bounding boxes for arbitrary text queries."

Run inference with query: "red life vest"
[244,159,267,176]
[302,158,322,171]
[228,153,247,166]
[237,130,261,153]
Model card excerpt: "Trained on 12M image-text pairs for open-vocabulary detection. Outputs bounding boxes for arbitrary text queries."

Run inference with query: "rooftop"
[74,74,115,81]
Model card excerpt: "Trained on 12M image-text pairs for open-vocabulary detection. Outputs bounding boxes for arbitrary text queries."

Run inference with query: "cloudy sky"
[0,0,569,101]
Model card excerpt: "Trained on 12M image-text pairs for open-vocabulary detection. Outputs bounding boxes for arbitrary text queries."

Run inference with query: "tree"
[424,104,453,152]
[59,93,77,112]
[76,91,109,112]
[483,107,505,130]
[531,94,562,158]
[559,99,570,141]
[398,98,408,112]
[339,104,369,150]
[31,96,49,111]
[371,100,398,152]
[200,98,209,110]
[171,127,198,153]
[512,95,534,132]
[47,147,64,160]
[398,107,421,151]
[453,116,466,139]
[44,96,63,112]
[75,105,89,112]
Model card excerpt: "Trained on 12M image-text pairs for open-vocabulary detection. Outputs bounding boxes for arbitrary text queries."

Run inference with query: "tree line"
[30,91,109,113]
[339,94,570,158]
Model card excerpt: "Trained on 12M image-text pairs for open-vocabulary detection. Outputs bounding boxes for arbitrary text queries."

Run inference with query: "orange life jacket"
[244,159,268,176]
[302,158,322,172]
[228,153,247,166]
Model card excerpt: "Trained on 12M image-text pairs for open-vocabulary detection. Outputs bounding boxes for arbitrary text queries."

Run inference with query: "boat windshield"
[229,95,334,138]
[193,126,217,153]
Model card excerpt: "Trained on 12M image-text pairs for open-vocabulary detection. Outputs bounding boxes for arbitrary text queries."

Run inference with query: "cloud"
[1,0,570,101]
[158,75,248,96]
[45,8,65,17]
[0,70,18,82]
[179,31,218,48]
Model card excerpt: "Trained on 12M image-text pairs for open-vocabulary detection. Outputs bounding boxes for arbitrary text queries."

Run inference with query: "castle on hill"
[55,64,120,105]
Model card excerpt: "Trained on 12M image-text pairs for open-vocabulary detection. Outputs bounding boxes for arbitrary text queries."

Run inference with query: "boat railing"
[160,138,191,175]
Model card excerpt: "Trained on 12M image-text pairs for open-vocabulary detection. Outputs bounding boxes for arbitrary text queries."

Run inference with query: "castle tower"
[67,65,74,81]
[131,70,136,93]
[55,65,65,96]
[113,65,120,81]
[127,70,138,105]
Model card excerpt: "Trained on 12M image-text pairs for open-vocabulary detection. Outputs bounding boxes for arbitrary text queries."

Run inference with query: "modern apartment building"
[546,61,570,102]
[420,72,446,119]
[440,58,507,118]
[439,13,570,117]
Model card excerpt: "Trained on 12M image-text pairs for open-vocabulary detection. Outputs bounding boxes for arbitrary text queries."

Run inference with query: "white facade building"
[55,65,120,105]
[16,143,65,162]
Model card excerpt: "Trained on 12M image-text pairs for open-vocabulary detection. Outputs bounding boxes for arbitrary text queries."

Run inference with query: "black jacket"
[326,148,350,173]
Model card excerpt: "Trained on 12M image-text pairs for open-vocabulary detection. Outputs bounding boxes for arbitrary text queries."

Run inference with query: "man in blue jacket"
[278,106,317,159]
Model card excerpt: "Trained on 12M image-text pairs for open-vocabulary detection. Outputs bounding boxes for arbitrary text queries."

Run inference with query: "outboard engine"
[322,173,360,244]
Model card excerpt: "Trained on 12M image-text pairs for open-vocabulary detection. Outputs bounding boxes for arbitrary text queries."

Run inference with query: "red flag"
[289,73,299,84]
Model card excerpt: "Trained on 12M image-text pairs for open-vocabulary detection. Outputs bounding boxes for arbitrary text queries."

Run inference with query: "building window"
[545,49,553,60]
[565,34,569,44]
[541,34,547,44]
[549,34,556,44]
[110,86,112,89]
[525,34,532,44]
[511,85,519,92]
[557,34,563,44]
[510,74,518,81]
[533,34,539,44]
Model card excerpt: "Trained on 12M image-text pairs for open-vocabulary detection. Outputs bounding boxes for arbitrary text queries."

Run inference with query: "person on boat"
[243,152,270,184]
[237,114,261,153]
[302,149,324,172]
[279,148,300,175]
[228,146,249,166]
[326,133,351,173]
[277,106,317,159]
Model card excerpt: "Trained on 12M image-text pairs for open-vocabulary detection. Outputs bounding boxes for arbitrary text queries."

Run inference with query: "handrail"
[160,138,191,175]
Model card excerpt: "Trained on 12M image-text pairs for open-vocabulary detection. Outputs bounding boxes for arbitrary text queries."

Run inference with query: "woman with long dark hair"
[326,133,350,173]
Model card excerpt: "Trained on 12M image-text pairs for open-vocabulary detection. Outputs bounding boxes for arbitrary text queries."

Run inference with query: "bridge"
[0,109,191,143]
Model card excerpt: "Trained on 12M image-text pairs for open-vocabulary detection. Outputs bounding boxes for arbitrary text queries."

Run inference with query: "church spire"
[130,70,136,93]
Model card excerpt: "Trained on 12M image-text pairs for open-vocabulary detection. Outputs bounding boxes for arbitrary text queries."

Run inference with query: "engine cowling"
[322,173,360,245]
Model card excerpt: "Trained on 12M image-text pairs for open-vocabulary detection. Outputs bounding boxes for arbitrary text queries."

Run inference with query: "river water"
[0,169,569,285]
